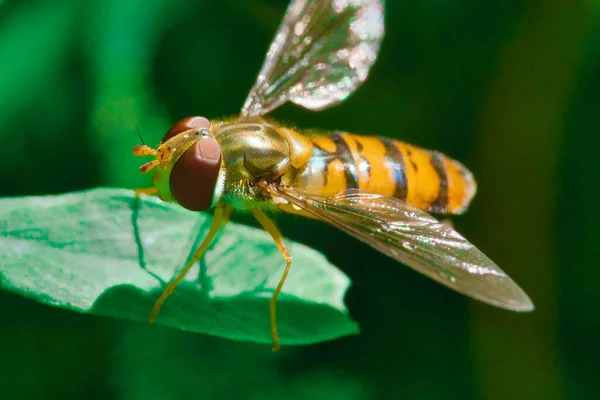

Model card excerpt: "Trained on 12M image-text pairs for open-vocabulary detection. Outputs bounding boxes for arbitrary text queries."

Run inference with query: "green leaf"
[0,188,357,346]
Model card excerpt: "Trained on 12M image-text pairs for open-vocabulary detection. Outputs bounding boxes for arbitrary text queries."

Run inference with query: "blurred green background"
[1,0,599,399]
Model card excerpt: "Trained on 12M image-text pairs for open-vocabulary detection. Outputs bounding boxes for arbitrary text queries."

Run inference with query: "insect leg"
[134,187,159,197]
[148,202,232,323]
[251,208,291,352]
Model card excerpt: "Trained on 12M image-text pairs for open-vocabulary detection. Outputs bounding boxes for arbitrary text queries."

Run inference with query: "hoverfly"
[133,0,534,351]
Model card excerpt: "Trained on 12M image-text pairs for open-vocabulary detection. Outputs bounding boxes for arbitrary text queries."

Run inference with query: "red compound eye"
[162,116,211,143]
[168,125,221,212]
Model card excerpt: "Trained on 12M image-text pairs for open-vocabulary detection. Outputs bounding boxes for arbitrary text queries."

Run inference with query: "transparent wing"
[272,186,534,311]
[241,0,384,118]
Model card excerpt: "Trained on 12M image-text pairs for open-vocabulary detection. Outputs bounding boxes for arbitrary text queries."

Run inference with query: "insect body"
[133,0,533,351]
[284,132,476,215]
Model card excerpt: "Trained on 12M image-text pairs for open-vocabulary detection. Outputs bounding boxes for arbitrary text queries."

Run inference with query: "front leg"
[134,187,159,197]
[148,202,232,323]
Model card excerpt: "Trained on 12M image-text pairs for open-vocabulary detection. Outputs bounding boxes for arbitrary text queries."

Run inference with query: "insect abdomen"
[295,133,476,215]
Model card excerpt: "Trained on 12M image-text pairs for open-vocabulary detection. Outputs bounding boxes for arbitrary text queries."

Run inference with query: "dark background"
[1,0,599,399]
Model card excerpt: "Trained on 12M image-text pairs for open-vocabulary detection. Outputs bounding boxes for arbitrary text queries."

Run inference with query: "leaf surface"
[0,188,357,345]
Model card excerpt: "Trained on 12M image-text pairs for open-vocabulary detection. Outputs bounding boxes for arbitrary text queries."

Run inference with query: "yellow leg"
[134,187,159,197]
[148,202,231,323]
[222,203,234,222]
[251,208,292,352]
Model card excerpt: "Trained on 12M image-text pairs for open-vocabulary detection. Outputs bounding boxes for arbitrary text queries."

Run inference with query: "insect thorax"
[214,121,292,209]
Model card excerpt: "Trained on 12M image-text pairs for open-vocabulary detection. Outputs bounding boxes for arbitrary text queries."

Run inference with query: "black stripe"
[355,140,371,179]
[330,134,359,190]
[380,137,408,201]
[429,151,449,212]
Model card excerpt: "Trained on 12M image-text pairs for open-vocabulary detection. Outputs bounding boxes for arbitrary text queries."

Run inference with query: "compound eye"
[169,136,221,212]
[162,116,211,143]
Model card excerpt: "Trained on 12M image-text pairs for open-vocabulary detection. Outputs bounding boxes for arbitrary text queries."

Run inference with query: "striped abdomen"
[291,132,476,215]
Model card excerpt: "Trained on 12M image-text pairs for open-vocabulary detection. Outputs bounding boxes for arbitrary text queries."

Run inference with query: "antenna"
[135,125,146,146]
